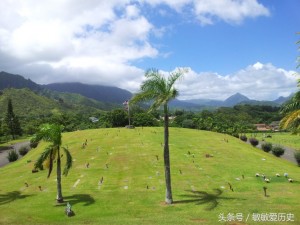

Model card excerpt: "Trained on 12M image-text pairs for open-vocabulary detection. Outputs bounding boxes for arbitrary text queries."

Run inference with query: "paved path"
[255,142,298,165]
[0,141,30,167]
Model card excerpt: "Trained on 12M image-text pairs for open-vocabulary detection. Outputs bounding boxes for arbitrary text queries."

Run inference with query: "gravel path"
[255,142,298,165]
[0,141,30,167]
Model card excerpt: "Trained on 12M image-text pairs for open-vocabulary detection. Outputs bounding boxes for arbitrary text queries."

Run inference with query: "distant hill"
[0,88,62,117]
[0,71,41,91]
[223,93,250,107]
[273,94,293,105]
[44,82,132,104]
[180,92,289,108]
[0,71,125,110]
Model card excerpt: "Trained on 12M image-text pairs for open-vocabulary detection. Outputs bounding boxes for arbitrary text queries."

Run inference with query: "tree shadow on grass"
[55,194,95,207]
[174,189,243,211]
[0,191,34,205]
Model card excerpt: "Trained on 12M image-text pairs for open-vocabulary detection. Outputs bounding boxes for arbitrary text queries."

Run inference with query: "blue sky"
[0,0,299,100]
[138,0,299,74]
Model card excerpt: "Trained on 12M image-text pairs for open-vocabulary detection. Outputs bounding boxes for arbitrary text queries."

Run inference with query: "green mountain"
[0,71,121,111]
[0,71,41,91]
[44,82,132,104]
[0,88,60,117]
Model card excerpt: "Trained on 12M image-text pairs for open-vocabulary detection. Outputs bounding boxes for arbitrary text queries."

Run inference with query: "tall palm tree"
[31,124,72,203]
[131,68,187,204]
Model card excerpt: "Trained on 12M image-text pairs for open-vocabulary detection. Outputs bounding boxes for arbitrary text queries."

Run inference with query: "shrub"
[240,135,247,142]
[272,146,285,157]
[294,152,300,166]
[261,142,272,152]
[19,146,29,156]
[231,133,239,138]
[30,139,39,148]
[7,150,19,162]
[249,137,259,147]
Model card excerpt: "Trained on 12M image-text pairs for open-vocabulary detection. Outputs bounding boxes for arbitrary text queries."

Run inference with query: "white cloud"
[0,0,278,101]
[192,0,270,25]
[177,62,299,101]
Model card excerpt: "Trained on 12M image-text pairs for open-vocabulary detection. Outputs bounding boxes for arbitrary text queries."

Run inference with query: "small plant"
[294,152,300,166]
[30,139,39,148]
[240,135,247,142]
[19,146,30,156]
[272,145,285,157]
[231,133,239,138]
[7,150,19,162]
[249,137,259,147]
[261,142,272,152]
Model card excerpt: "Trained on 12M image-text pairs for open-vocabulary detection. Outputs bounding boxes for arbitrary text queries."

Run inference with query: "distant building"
[89,117,99,123]
[254,124,270,131]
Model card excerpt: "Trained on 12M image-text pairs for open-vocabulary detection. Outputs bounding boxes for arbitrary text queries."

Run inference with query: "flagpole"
[128,100,130,126]
[123,100,131,127]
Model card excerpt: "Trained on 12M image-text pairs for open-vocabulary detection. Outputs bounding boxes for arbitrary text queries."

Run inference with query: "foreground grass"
[0,128,299,225]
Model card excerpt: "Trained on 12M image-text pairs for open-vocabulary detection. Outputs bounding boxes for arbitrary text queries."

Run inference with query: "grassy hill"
[0,88,61,117]
[0,128,299,225]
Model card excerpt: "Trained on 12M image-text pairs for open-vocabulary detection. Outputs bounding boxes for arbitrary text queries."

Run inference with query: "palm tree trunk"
[56,147,64,203]
[164,104,173,204]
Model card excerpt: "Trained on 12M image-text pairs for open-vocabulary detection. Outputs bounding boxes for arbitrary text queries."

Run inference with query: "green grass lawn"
[0,128,299,225]
[249,132,300,151]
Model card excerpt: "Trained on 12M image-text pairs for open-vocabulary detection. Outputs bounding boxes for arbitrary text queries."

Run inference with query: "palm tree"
[31,124,72,203]
[131,68,187,204]
[280,34,300,132]
[280,89,300,133]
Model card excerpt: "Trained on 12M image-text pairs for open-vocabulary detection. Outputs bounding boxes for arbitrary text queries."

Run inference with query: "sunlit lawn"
[0,128,299,225]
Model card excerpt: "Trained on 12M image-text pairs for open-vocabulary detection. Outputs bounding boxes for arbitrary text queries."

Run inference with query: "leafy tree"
[31,124,72,203]
[111,109,128,127]
[4,99,22,139]
[132,112,158,127]
[131,68,187,204]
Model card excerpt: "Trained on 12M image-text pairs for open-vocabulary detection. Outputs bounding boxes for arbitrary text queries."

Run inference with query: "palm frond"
[47,148,54,178]
[131,67,184,113]
[280,91,300,114]
[167,68,186,91]
[35,124,63,146]
[34,145,54,171]
[280,109,300,130]
[62,147,72,176]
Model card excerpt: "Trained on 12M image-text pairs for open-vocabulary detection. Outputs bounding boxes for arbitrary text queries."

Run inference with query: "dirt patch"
[190,218,208,223]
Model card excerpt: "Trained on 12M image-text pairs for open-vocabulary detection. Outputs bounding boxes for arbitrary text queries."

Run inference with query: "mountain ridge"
[0,71,292,109]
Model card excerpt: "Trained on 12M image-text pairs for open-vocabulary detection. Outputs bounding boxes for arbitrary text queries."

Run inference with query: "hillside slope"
[45,82,132,104]
[0,128,299,225]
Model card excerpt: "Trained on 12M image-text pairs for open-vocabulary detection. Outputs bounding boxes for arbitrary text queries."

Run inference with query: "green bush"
[7,150,19,162]
[231,133,239,138]
[249,138,259,147]
[30,139,39,148]
[272,146,285,157]
[240,135,247,142]
[294,152,300,166]
[19,146,29,156]
[261,142,272,152]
